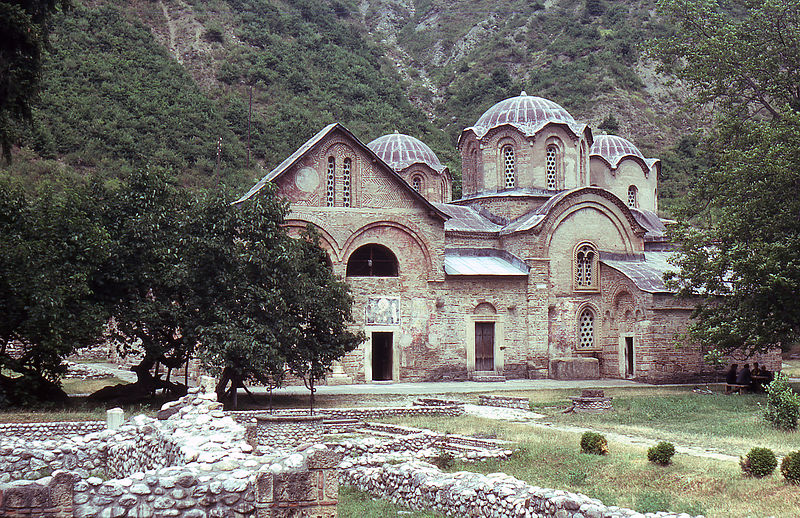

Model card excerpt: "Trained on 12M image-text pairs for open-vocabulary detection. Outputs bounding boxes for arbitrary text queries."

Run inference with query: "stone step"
[471,372,506,382]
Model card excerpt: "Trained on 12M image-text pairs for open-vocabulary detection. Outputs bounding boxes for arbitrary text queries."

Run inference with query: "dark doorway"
[625,337,634,378]
[371,332,393,381]
[475,322,495,371]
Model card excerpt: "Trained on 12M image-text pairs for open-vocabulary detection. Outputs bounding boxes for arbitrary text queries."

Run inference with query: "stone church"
[236,92,777,384]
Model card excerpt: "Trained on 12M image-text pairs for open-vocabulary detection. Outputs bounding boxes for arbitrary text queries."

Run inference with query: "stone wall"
[0,421,106,440]
[341,459,700,518]
[226,403,465,425]
[478,394,531,410]
[0,379,342,518]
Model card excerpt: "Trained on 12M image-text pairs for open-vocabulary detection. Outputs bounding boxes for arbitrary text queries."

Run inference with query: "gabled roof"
[233,123,449,220]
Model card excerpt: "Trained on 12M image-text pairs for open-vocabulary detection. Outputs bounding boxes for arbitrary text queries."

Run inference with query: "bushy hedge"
[580,431,608,455]
[647,441,675,466]
[740,447,777,478]
[781,451,800,485]
[764,373,800,431]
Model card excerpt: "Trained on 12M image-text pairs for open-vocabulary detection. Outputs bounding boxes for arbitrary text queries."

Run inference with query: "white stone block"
[106,408,125,430]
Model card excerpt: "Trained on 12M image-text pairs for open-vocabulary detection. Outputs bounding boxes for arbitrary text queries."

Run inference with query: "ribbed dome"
[469,92,578,138]
[590,135,645,165]
[368,133,445,172]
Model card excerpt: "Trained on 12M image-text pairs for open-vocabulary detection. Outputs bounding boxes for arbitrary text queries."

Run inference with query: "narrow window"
[326,157,335,207]
[346,244,398,277]
[578,308,595,348]
[411,176,422,192]
[628,185,638,208]
[546,145,558,190]
[503,145,515,188]
[575,243,596,288]
[343,158,351,207]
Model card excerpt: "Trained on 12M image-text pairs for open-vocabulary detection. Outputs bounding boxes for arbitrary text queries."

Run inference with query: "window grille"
[546,146,558,190]
[628,185,637,208]
[343,158,351,207]
[503,146,515,188]
[411,176,421,192]
[575,243,596,288]
[578,309,595,348]
[326,157,335,207]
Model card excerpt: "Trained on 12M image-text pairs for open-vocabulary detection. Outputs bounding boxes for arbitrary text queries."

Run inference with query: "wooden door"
[475,322,495,371]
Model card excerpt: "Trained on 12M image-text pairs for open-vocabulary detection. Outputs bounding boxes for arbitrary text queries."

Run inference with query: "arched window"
[411,176,422,193]
[578,308,595,348]
[575,243,597,289]
[502,145,515,189]
[580,142,587,185]
[343,158,352,208]
[326,156,335,207]
[346,244,398,277]
[546,145,559,190]
[627,185,638,208]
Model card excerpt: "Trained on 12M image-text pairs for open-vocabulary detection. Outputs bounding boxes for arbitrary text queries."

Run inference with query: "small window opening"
[326,157,335,207]
[503,146,515,188]
[578,308,595,348]
[575,243,596,288]
[628,185,638,208]
[343,158,351,207]
[546,145,558,190]
[411,176,422,192]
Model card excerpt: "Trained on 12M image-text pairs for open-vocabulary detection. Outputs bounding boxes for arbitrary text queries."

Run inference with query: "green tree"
[649,0,800,355]
[0,175,109,405]
[0,0,69,162]
[198,191,363,410]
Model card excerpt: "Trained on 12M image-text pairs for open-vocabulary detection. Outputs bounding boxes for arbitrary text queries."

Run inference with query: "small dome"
[368,133,445,172]
[468,92,578,138]
[590,135,645,167]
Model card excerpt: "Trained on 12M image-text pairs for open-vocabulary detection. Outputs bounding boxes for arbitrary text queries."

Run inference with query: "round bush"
[580,431,608,455]
[764,373,800,431]
[740,447,777,477]
[781,450,800,485]
[647,441,675,466]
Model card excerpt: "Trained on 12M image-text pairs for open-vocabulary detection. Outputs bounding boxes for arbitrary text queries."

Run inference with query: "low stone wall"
[0,379,343,518]
[226,404,464,425]
[255,415,323,449]
[0,422,106,440]
[478,394,531,410]
[341,460,700,518]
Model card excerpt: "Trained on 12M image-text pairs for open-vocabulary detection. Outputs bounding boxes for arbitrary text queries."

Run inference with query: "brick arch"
[342,221,432,275]
[542,198,641,256]
[283,219,341,263]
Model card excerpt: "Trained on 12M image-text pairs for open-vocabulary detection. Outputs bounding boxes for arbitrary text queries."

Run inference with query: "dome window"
[546,145,559,190]
[578,308,596,349]
[503,145,516,188]
[411,175,422,192]
[326,156,335,207]
[346,244,399,277]
[575,243,597,289]
[343,158,352,208]
[628,185,638,208]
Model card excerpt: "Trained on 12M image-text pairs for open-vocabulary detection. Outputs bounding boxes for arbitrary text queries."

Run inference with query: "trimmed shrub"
[764,373,800,431]
[580,431,608,455]
[647,441,675,466]
[740,447,777,478]
[781,450,800,485]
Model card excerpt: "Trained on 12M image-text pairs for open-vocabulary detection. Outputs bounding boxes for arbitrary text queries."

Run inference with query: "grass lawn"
[782,360,800,378]
[384,415,800,518]
[338,486,444,518]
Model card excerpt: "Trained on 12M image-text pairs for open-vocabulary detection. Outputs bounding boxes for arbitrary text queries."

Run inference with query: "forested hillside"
[2,0,706,212]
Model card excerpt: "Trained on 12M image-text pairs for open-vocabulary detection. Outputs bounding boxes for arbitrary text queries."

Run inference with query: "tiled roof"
[601,251,677,293]
[463,92,586,140]
[433,203,502,234]
[590,134,657,169]
[367,133,445,173]
[444,248,529,276]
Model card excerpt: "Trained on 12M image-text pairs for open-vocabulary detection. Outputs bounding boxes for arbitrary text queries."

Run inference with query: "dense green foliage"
[740,447,777,478]
[24,4,249,187]
[646,441,675,465]
[0,175,109,406]
[652,0,800,354]
[0,0,69,161]
[580,431,608,455]
[764,373,800,431]
[781,450,800,484]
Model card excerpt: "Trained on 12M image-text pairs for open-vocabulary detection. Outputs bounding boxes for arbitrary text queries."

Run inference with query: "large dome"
[368,133,445,172]
[467,92,580,139]
[590,135,645,167]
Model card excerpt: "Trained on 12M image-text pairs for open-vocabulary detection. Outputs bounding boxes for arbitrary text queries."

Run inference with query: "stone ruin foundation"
[1,381,702,518]
[568,389,614,412]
